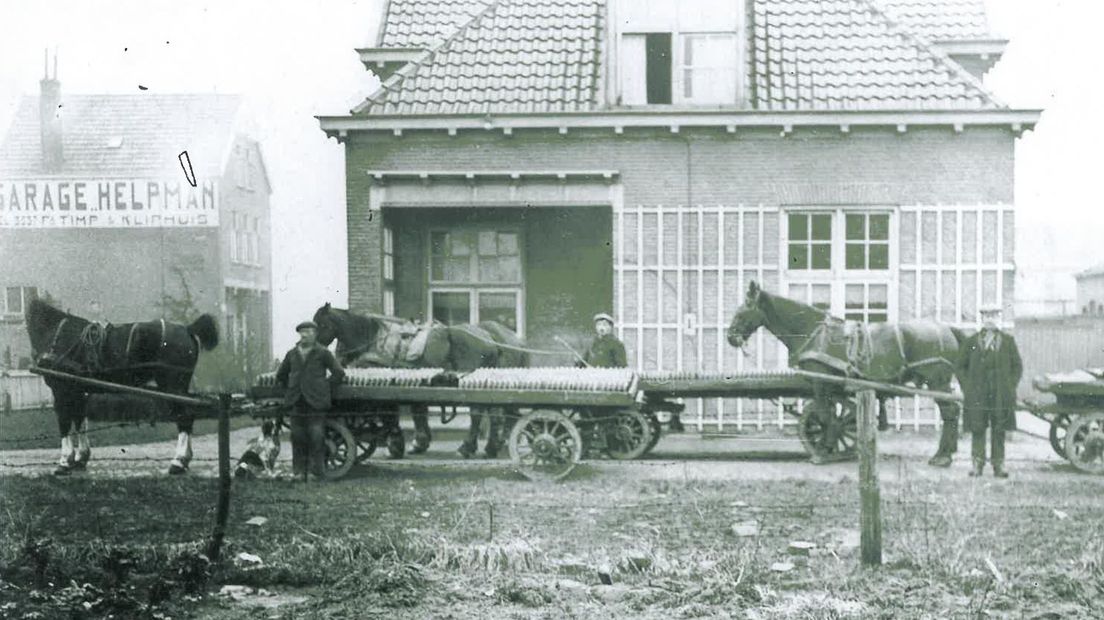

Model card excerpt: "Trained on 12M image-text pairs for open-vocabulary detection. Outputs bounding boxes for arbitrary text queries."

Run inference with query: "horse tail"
[188,314,220,351]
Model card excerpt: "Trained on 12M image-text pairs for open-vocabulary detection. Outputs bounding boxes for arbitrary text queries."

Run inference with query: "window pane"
[811,243,831,269]
[845,313,864,322]
[443,258,469,282]
[645,33,672,104]
[788,283,806,301]
[788,214,808,241]
[869,313,888,323]
[845,244,866,270]
[869,284,888,307]
[478,292,519,332]
[5,287,21,313]
[432,292,470,325]
[430,232,448,256]
[788,244,808,269]
[845,284,864,308]
[498,232,518,255]
[478,231,497,256]
[450,231,473,256]
[846,214,865,240]
[811,284,831,310]
[870,215,889,241]
[811,214,832,241]
[869,244,889,270]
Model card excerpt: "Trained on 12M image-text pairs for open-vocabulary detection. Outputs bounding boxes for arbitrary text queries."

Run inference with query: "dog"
[234,420,281,479]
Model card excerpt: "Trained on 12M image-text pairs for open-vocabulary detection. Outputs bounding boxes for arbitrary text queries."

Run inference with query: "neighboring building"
[0,65,273,388]
[319,0,1039,428]
[1075,265,1104,316]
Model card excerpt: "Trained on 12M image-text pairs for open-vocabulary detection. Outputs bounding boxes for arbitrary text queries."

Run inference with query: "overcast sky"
[0,0,1098,352]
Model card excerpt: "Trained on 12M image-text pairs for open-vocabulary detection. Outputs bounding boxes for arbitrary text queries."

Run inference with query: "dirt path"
[0,423,1069,483]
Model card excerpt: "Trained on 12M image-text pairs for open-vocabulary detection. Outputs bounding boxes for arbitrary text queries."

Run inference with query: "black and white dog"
[234,420,281,479]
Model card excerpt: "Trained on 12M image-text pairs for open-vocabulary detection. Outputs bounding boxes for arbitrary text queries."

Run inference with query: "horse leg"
[459,408,481,458]
[53,394,78,476]
[410,406,431,454]
[928,399,960,468]
[168,404,194,475]
[72,417,92,470]
[877,397,889,432]
[484,407,503,458]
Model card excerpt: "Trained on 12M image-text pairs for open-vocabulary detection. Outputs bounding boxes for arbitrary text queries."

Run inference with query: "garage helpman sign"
[0,179,218,228]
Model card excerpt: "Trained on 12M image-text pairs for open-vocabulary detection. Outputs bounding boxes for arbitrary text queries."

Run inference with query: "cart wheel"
[1063,412,1104,475]
[604,410,654,460]
[642,413,662,455]
[344,417,378,462]
[508,409,582,482]
[1049,413,1070,459]
[798,399,857,464]
[323,420,357,480]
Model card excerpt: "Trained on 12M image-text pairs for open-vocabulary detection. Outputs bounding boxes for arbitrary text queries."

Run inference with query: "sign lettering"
[0,178,219,228]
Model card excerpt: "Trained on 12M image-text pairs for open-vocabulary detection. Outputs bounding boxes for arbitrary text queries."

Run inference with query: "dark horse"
[25,299,219,475]
[312,304,529,459]
[726,281,966,465]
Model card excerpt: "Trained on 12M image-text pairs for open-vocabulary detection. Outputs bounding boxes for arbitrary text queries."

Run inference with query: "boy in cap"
[582,313,627,369]
[953,304,1022,478]
[275,320,346,480]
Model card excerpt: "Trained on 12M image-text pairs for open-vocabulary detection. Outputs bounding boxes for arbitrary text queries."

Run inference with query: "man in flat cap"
[954,304,1022,478]
[275,320,346,480]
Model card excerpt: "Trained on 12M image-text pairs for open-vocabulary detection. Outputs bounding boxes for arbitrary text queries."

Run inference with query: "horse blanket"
[351,319,434,368]
[792,319,956,383]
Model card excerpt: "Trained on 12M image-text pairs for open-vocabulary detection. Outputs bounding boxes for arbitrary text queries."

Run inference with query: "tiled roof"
[356,0,1000,116]
[0,94,241,178]
[358,0,602,115]
[378,0,494,48]
[870,0,994,42]
[751,0,1000,111]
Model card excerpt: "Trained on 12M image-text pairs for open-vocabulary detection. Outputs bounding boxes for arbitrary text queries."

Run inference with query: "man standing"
[954,305,1022,478]
[276,320,346,480]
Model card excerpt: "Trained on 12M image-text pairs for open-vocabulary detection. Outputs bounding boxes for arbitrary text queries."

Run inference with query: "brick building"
[0,69,273,387]
[319,0,1039,428]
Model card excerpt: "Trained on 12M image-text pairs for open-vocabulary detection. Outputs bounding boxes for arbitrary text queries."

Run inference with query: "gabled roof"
[751,0,1000,111]
[354,0,1002,117]
[358,0,602,115]
[869,0,995,42]
[0,94,242,178]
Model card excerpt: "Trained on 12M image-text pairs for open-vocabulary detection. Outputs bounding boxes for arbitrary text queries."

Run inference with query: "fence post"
[206,394,233,562]
[857,389,882,566]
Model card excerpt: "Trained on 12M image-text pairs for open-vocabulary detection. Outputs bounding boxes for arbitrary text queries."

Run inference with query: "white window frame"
[782,207,898,320]
[428,288,525,336]
[678,32,739,104]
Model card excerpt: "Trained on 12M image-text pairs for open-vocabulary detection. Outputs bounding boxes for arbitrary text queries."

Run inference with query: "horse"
[312,304,529,459]
[24,298,219,475]
[726,281,966,466]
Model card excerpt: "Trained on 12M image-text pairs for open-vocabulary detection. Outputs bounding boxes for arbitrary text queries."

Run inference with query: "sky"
[0,0,1099,352]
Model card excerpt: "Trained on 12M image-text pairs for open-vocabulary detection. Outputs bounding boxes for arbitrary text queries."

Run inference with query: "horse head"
[312,303,339,347]
[24,298,72,361]
[727,281,769,349]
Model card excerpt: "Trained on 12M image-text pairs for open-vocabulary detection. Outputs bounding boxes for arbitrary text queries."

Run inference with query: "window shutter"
[621,34,648,105]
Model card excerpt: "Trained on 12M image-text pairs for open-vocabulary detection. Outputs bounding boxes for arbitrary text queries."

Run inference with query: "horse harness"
[40,317,180,375]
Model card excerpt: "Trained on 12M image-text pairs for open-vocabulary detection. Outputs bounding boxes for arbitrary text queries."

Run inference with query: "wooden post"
[206,394,233,562]
[857,389,882,566]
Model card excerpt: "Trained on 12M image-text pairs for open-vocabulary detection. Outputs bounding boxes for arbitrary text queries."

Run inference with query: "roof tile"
[870,0,994,41]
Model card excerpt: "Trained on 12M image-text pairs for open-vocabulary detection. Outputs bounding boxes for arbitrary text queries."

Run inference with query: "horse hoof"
[927,455,952,468]
[410,443,429,455]
[168,464,187,475]
[71,460,88,471]
[53,466,72,476]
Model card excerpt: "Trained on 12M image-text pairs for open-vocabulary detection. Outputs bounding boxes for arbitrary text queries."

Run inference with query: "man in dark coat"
[276,320,346,480]
[954,305,1022,478]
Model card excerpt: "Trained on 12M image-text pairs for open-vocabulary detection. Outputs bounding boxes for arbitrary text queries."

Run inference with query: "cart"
[1024,367,1104,474]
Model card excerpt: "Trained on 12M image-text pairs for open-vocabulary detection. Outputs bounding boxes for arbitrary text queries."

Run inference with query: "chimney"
[39,49,62,172]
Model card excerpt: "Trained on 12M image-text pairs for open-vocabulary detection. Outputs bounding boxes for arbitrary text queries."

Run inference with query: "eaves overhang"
[318,108,1043,139]
[932,38,1009,59]
[355,47,427,71]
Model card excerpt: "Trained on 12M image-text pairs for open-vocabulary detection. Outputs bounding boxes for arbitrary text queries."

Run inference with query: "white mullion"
[913,208,922,426]
[737,208,745,431]
[975,205,983,320]
[996,206,1004,323]
[955,205,963,326]
[657,203,665,372]
[637,205,644,372]
[677,206,685,373]
[717,205,726,429]
[936,205,943,322]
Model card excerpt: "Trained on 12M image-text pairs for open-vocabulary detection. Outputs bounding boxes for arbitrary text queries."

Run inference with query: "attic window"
[105,137,124,149]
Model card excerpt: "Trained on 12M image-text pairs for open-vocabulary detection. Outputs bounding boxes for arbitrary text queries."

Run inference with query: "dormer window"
[617,0,743,106]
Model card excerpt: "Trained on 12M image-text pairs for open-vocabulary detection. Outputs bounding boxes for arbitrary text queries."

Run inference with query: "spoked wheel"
[1049,413,1071,459]
[1063,412,1104,475]
[322,420,357,480]
[798,399,858,464]
[344,416,379,463]
[508,409,583,482]
[604,410,654,460]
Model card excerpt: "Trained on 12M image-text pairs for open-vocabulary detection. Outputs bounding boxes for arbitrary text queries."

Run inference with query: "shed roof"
[0,93,243,178]
[354,0,1002,116]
